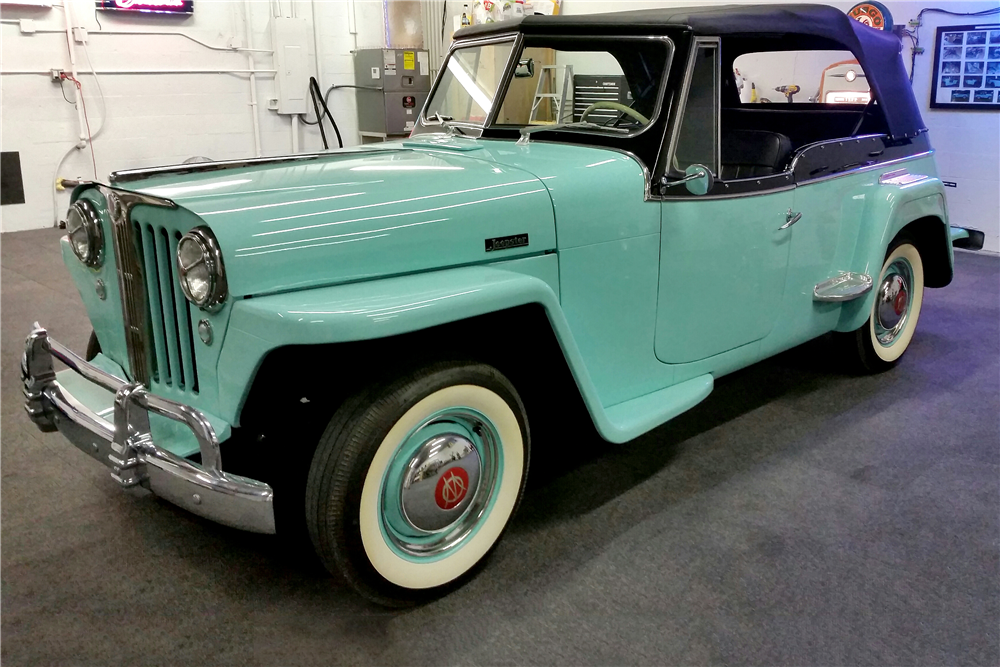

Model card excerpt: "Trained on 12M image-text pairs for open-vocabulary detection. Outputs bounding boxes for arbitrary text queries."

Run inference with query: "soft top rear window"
[734,50,870,105]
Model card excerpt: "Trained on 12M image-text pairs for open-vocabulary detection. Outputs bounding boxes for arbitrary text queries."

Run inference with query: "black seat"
[720,130,792,180]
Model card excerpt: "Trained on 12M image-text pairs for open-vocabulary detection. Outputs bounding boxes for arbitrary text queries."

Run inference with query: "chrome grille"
[110,204,151,386]
[135,221,199,392]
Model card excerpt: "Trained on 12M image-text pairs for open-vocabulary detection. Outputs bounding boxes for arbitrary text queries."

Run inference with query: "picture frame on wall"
[931,24,1000,110]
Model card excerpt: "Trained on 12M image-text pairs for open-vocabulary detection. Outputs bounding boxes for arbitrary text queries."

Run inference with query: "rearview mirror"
[514,58,535,78]
[683,164,715,196]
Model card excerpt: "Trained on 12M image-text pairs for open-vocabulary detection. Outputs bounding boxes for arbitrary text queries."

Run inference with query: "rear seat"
[720,129,792,180]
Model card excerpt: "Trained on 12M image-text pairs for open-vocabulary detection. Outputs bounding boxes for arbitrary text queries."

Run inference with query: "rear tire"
[844,238,925,373]
[305,361,529,606]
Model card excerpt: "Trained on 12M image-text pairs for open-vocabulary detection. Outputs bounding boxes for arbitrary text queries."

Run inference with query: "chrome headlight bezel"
[176,227,228,310]
[66,199,104,268]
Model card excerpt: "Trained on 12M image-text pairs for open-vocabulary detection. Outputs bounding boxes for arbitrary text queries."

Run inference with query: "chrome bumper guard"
[22,323,275,534]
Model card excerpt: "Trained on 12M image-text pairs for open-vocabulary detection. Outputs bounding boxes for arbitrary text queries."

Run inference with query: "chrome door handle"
[779,209,802,230]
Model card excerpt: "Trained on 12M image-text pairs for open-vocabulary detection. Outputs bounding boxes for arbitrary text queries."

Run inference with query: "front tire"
[846,238,925,373]
[305,362,529,606]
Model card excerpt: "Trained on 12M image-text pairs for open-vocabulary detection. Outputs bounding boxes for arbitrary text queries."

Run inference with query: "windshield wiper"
[426,112,468,135]
[516,121,628,145]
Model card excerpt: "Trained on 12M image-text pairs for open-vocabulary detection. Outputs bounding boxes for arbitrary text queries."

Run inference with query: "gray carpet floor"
[2,228,998,666]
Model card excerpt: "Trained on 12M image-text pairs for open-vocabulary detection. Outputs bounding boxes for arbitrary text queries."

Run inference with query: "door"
[654,39,793,364]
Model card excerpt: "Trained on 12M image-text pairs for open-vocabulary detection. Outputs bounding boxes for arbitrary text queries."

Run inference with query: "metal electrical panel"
[271,17,311,115]
[353,49,431,140]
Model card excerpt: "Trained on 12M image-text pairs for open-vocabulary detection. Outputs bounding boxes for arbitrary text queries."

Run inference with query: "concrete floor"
[2,228,998,666]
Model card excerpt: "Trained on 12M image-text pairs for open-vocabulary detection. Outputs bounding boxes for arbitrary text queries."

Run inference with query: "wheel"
[305,361,529,606]
[845,238,925,373]
[85,330,101,361]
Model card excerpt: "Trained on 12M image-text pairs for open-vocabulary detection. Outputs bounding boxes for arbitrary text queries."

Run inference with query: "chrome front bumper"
[22,323,275,534]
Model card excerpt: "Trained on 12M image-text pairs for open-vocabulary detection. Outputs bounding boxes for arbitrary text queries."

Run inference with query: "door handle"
[779,209,802,230]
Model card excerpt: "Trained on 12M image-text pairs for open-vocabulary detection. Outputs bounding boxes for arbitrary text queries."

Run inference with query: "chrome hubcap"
[400,433,481,531]
[381,408,501,558]
[874,258,912,346]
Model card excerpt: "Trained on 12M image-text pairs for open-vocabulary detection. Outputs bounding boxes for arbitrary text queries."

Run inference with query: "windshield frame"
[420,32,522,135]
[488,34,676,141]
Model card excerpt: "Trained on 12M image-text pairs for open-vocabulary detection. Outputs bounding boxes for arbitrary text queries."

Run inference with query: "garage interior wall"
[0,0,400,233]
[560,0,1000,253]
[3,0,998,253]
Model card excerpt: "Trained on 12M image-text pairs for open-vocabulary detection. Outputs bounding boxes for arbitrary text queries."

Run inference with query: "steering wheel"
[580,101,649,126]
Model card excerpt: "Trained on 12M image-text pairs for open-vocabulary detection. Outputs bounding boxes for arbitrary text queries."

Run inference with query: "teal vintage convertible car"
[23,4,984,605]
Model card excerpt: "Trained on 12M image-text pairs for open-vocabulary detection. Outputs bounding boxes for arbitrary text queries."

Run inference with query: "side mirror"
[683,164,715,196]
[659,163,717,196]
[514,58,535,78]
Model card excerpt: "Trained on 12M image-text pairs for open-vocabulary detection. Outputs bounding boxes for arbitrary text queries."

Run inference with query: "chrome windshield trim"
[420,33,520,131]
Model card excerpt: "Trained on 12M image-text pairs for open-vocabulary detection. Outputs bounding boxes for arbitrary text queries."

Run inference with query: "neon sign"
[97,0,194,15]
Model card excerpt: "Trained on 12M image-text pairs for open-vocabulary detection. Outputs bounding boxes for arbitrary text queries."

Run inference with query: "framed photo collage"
[931,24,1000,110]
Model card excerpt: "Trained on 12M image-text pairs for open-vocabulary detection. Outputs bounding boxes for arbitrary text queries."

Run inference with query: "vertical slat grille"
[110,200,198,394]
[131,221,199,393]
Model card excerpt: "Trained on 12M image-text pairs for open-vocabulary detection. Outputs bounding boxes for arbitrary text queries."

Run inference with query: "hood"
[132,144,556,297]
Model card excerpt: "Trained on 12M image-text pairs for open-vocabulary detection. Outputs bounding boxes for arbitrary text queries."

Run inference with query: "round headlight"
[176,227,227,309]
[65,199,104,268]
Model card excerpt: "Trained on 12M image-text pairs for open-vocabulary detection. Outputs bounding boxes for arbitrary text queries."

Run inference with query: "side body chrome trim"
[878,169,929,186]
[22,323,275,534]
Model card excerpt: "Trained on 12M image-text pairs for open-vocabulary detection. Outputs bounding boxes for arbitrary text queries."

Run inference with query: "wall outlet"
[19,19,35,34]
[50,68,63,82]
[908,19,921,28]
[72,26,87,43]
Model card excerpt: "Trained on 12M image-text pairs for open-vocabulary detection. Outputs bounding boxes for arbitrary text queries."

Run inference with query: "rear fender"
[836,178,950,333]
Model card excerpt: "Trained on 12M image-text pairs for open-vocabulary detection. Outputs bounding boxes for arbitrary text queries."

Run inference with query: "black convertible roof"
[455,4,924,140]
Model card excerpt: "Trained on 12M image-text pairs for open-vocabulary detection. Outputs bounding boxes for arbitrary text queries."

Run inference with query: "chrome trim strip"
[801,150,935,186]
[110,154,327,184]
[22,323,275,534]
[109,148,406,185]
[788,133,886,173]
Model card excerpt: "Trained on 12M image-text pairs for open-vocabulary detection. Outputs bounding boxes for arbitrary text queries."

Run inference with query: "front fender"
[836,176,950,333]
[216,256,613,440]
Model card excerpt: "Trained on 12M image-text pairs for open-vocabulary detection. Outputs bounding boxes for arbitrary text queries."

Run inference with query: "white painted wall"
[561,0,1000,252]
[0,0,394,232]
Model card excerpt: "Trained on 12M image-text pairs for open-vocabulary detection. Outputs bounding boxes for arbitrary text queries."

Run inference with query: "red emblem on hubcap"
[893,290,907,315]
[435,467,469,510]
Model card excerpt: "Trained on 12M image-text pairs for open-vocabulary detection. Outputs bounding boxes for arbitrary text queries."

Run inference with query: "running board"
[601,374,714,444]
[813,272,873,302]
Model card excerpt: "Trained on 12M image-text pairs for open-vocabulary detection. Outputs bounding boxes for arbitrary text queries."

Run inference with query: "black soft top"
[455,4,924,140]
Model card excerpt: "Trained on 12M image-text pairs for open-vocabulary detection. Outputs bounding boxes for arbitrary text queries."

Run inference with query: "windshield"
[494,39,671,134]
[424,41,516,125]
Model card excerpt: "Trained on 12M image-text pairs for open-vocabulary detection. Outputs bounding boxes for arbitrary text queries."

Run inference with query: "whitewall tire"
[305,362,529,606]
[847,238,925,372]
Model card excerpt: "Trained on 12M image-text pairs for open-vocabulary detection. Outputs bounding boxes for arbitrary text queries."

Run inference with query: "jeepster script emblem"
[485,234,529,252]
[435,467,469,510]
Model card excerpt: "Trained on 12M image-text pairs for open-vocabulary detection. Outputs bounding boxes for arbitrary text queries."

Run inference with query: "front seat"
[721,130,792,180]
